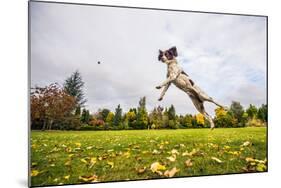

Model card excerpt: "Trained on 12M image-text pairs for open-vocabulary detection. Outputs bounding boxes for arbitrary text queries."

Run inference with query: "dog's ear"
[169,46,178,57]
[158,50,163,61]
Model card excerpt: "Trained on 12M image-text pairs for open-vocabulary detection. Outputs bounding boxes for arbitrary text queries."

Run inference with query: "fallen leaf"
[185,159,193,167]
[68,154,74,158]
[80,158,88,164]
[164,167,180,177]
[64,175,70,180]
[245,157,255,162]
[180,144,185,148]
[211,157,223,163]
[256,163,267,172]
[242,141,251,147]
[31,170,39,177]
[107,161,114,168]
[123,151,131,158]
[89,157,97,168]
[182,149,198,157]
[171,149,179,155]
[64,160,71,166]
[136,167,147,174]
[79,175,98,182]
[75,143,81,147]
[152,149,160,155]
[150,162,166,175]
[166,155,176,162]
[223,145,231,150]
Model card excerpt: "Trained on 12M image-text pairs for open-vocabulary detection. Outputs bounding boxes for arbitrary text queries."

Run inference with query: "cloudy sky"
[30,2,267,116]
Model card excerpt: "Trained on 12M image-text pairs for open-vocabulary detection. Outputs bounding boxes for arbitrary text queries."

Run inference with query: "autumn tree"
[195,113,205,127]
[214,107,236,128]
[105,112,114,129]
[31,83,76,130]
[126,109,137,129]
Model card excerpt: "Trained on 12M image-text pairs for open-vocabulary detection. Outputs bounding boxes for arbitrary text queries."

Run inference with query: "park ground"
[30,127,267,186]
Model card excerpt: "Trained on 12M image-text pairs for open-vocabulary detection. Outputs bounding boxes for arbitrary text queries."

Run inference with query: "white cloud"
[30,2,267,116]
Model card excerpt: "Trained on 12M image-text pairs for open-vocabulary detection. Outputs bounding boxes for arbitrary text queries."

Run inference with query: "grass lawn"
[30,127,267,186]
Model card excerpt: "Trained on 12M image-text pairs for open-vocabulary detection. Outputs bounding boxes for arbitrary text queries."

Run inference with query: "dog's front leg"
[156,73,178,89]
[158,83,171,101]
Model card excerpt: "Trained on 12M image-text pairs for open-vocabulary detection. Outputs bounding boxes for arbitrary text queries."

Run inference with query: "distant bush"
[246,118,266,127]
[79,124,104,131]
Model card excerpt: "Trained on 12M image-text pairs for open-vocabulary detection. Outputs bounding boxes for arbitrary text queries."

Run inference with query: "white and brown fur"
[156,46,224,129]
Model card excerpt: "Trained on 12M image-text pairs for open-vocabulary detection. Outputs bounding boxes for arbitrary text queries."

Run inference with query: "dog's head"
[158,46,178,63]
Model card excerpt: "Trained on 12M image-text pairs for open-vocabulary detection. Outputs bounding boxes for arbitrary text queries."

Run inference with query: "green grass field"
[30,127,267,186]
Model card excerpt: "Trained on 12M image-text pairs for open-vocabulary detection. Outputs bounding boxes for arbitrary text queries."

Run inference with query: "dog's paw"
[156,86,162,89]
[158,97,163,101]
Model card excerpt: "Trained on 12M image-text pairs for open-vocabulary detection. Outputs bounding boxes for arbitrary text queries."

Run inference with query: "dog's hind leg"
[189,95,215,129]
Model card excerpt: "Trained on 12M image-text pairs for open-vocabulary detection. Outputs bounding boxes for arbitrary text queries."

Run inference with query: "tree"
[99,109,110,121]
[167,105,178,129]
[113,104,122,128]
[257,104,268,122]
[63,70,87,107]
[195,113,205,127]
[180,114,193,128]
[229,101,246,127]
[168,105,176,120]
[136,97,148,129]
[75,106,81,116]
[105,112,114,129]
[214,107,236,128]
[126,110,137,128]
[81,109,90,124]
[31,83,76,130]
[246,104,258,119]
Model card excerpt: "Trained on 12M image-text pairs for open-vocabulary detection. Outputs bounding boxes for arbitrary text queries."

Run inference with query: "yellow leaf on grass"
[80,159,88,164]
[150,162,166,175]
[256,163,267,172]
[75,143,81,147]
[64,175,70,180]
[164,167,180,177]
[166,155,176,162]
[242,141,251,147]
[245,157,255,162]
[185,159,193,167]
[223,145,231,150]
[211,157,223,163]
[68,154,74,158]
[31,170,39,177]
[107,161,114,168]
[152,149,160,154]
[65,160,71,166]
[182,149,197,157]
[89,157,97,168]
[136,167,147,174]
[171,149,179,155]
[79,175,98,182]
